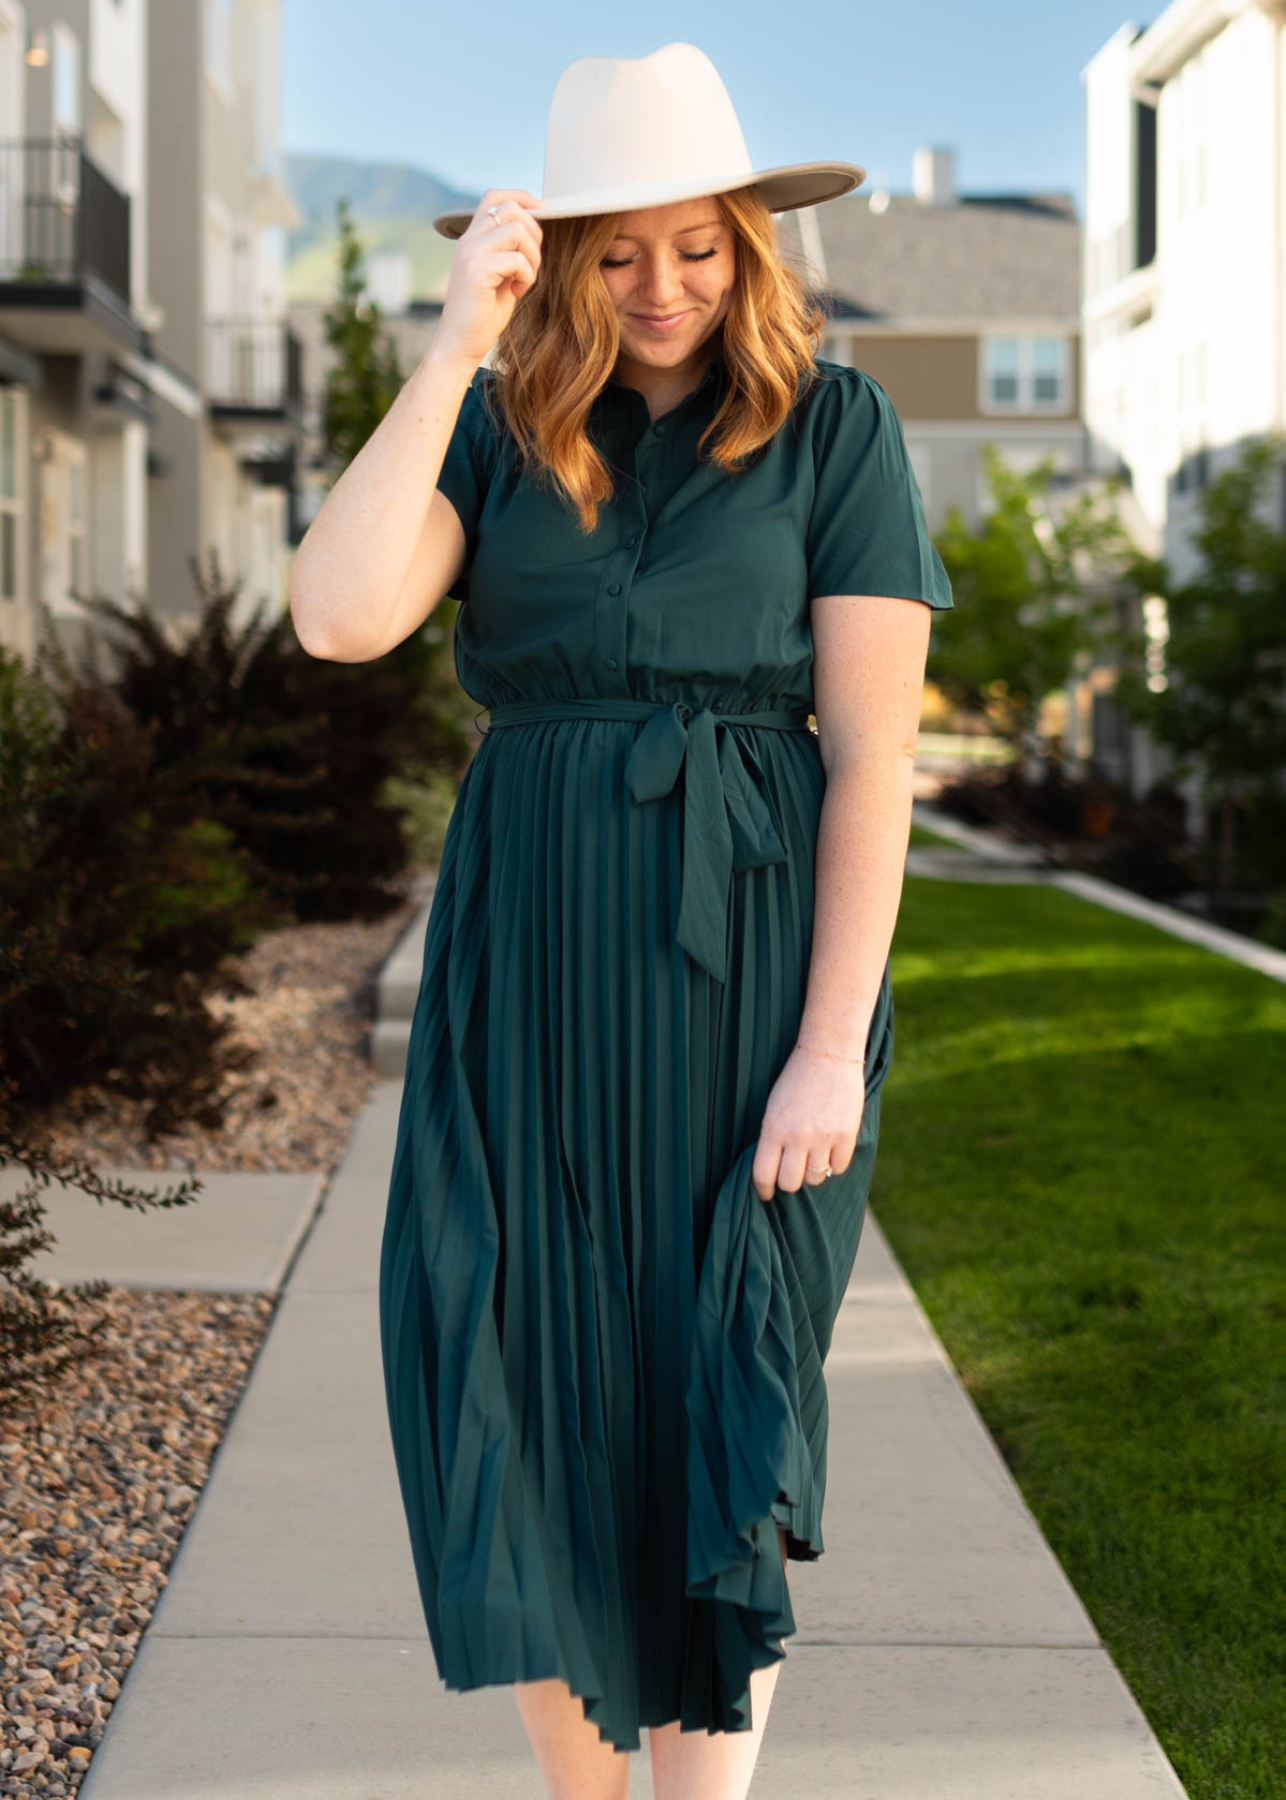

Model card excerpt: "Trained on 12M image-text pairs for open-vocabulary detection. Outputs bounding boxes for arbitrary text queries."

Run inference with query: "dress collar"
[602,343,727,413]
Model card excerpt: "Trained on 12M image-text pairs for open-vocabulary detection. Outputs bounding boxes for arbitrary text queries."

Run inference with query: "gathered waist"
[481,697,813,734]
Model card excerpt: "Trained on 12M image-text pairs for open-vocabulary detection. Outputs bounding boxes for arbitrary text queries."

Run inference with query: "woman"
[291,41,953,1800]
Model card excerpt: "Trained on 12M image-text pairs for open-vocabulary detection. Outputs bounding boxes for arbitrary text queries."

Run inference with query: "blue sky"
[281,0,1150,217]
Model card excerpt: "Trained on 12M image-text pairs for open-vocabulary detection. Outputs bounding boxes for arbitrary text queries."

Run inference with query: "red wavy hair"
[478,185,829,534]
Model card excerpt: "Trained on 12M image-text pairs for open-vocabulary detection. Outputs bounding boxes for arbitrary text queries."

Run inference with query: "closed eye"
[601,249,718,268]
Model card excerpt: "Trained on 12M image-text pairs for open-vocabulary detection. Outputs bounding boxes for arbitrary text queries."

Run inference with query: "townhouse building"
[1082,0,1286,793]
[776,149,1097,766]
[777,148,1083,537]
[1084,0,1286,562]
[0,0,301,673]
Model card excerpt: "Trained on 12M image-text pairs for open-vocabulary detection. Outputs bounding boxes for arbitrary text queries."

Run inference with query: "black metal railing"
[207,316,303,414]
[0,135,130,302]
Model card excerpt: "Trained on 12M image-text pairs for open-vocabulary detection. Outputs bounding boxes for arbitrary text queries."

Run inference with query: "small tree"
[929,448,1139,766]
[320,196,407,477]
[1112,433,1286,909]
[315,196,474,761]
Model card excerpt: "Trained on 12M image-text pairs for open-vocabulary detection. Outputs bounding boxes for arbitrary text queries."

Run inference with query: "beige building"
[0,0,301,673]
[777,146,1084,534]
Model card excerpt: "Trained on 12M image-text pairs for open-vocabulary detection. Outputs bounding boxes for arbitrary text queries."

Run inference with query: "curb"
[911,801,1286,986]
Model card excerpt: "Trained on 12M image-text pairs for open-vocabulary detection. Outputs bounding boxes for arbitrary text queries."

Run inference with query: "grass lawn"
[908,821,966,849]
[877,876,1286,1800]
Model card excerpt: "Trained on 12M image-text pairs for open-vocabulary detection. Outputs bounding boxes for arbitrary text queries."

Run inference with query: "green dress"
[378,349,954,1752]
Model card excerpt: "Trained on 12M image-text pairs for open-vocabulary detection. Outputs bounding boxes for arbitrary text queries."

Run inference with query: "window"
[37,428,86,614]
[986,339,1020,405]
[0,388,22,604]
[981,337,1069,412]
[53,27,80,134]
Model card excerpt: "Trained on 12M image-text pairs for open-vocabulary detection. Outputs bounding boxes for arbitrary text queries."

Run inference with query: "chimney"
[913,146,956,206]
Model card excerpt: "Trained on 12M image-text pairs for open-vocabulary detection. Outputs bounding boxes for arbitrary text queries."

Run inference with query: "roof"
[776,191,1081,323]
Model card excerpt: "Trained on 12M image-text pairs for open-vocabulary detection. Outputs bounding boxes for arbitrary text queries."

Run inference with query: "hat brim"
[431,160,866,240]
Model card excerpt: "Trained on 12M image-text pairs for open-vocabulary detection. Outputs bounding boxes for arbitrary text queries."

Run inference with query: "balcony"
[0,134,140,353]
[207,316,303,425]
[207,316,304,494]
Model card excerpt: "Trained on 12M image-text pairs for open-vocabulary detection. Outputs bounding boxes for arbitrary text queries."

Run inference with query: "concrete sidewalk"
[50,1073,1189,1799]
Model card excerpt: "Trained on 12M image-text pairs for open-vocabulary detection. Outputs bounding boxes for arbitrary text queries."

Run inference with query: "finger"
[474,192,545,236]
[464,197,523,242]
[775,1142,810,1195]
[484,212,543,262]
[480,188,543,209]
[485,249,538,293]
[751,1141,782,1204]
[799,1141,838,1188]
[827,1131,859,1179]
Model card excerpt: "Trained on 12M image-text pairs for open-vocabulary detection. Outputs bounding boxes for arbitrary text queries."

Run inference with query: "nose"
[637,254,688,308]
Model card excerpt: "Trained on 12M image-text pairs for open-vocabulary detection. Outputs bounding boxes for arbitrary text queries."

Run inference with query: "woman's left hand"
[751,1044,867,1202]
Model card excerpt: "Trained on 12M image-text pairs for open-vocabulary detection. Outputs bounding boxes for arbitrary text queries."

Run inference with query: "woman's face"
[598,198,735,373]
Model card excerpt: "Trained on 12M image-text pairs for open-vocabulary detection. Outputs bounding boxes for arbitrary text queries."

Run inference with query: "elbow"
[288,577,345,661]
[289,601,332,661]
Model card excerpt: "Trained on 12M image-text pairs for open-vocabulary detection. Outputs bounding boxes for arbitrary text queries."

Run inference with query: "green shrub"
[381,768,463,869]
[0,645,266,1131]
[65,551,457,923]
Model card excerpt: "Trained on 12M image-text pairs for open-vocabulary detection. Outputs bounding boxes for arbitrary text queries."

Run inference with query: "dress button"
[654,423,667,436]
[605,657,619,671]
[608,581,622,595]
[625,536,637,549]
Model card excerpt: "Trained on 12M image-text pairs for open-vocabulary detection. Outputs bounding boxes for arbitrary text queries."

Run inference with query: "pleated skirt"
[377,713,895,1752]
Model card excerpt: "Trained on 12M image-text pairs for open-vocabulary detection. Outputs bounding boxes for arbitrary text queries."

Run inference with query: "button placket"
[595,431,656,686]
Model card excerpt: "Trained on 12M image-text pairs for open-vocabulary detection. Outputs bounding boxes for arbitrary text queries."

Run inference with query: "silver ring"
[486,203,502,226]
[807,1165,833,1181]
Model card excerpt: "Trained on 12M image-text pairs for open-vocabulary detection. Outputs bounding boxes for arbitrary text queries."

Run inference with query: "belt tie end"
[625,703,791,984]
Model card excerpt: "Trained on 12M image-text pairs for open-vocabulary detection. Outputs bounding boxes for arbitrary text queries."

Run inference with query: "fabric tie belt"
[482,697,814,984]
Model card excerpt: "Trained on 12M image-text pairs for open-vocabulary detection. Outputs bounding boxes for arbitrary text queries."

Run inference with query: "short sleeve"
[433,368,501,604]
[804,366,954,611]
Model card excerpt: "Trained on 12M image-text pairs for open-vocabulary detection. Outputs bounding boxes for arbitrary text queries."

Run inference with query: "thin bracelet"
[796,1039,866,1065]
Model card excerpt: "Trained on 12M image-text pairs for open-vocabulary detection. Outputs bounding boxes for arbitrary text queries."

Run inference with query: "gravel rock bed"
[2,866,437,1795]
[27,865,437,1174]
[1,1289,274,1797]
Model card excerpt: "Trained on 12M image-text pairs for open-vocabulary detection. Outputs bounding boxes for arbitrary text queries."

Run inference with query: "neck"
[611,336,722,421]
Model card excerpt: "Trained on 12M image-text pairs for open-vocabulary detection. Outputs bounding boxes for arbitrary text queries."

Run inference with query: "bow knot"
[624,702,790,984]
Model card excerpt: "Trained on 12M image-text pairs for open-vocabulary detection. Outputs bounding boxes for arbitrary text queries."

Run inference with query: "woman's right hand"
[433,189,544,372]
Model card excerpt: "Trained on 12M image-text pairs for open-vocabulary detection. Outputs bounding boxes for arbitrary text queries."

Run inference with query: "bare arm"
[751,593,932,1200]
[288,347,477,661]
[798,593,932,1057]
[288,187,544,663]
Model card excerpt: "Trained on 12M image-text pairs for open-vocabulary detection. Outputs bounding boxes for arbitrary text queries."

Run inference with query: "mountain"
[282,151,481,304]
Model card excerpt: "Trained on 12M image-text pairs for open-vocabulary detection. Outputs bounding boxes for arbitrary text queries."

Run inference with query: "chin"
[625,332,697,359]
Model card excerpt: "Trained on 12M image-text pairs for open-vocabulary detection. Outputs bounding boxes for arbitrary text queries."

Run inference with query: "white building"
[1083,0,1286,584]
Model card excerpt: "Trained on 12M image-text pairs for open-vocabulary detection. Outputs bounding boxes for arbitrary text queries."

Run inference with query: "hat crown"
[542,43,754,204]
[429,40,866,239]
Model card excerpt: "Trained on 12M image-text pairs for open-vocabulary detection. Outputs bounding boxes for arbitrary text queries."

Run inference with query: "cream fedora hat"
[432,41,866,239]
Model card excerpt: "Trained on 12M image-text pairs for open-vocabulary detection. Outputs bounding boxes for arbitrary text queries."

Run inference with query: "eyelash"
[601,249,718,268]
